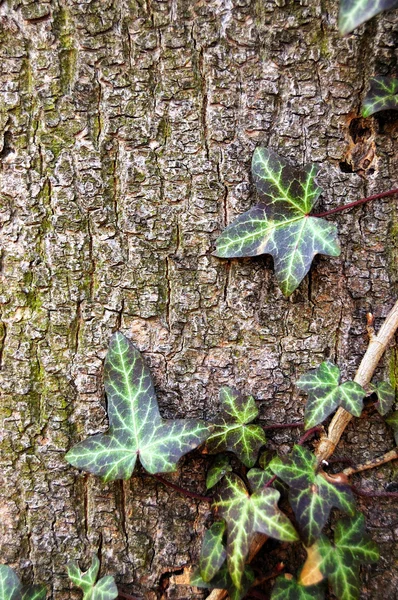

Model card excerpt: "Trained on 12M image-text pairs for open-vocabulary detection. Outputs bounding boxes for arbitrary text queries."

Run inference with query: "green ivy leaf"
[370,381,395,416]
[339,0,398,35]
[67,555,118,600]
[301,514,379,600]
[191,564,255,600]
[270,446,355,546]
[297,362,365,429]
[206,455,233,490]
[205,387,266,467]
[362,76,398,116]
[214,473,298,589]
[199,522,227,583]
[271,575,324,600]
[0,566,22,600]
[66,333,210,481]
[213,148,340,296]
[385,411,398,444]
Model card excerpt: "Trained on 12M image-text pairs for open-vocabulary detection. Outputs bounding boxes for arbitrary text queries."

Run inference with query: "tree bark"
[0,1,397,598]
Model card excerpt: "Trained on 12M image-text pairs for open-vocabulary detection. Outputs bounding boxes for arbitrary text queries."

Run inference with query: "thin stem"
[298,426,322,446]
[153,474,212,503]
[261,422,304,431]
[314,188,398,218]
[352,485,398,499]
[343,448,398,476]
[265,475,277,488]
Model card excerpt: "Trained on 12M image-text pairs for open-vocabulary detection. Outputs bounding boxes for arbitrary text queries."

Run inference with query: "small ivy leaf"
[270,446,355,546]
[214,473,298,589]
[301,513,379,600]
[362,76,398,117]
[385,411,398,444]
[370,381,395,416]
[339,0,398,35]
[206,454,233,489]
[199,521,227,583]
[67,555,118,600]
[191,564,255,600]
[213,148,340,296]
[297,361,365,429]
[205,387,266,467]
[21,587,46,600]
[66,333,210,481]
[0,565,22,600]
[271,574,324,600]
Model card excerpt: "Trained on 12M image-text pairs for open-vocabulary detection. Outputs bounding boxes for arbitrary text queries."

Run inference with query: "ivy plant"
[67,555,118,600]
[339,0,398,35]
[271,574,324,600]
[66,332,211,480]
[362,76,398,117]
[0,566,46,600]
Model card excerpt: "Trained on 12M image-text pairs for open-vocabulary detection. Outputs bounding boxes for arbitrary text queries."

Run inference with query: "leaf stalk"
[314,188,398,219]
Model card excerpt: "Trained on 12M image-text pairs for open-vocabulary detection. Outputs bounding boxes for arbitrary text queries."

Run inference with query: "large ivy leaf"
[271,574,324,600]
[66,332,210,481]
[67,555,118,600]
[370,381,395,416]
[206,454,233,489]
[214,473,298,589]
[362,76,398,117]
[213,148,340,296]
[199,521,227,583]
[0,566,22,600]
[300,514,379,600]
[270,446,355,546]
[297,362,365,429]
[191,564,255,600]
[205,387,266,467]
[339,0,398,35]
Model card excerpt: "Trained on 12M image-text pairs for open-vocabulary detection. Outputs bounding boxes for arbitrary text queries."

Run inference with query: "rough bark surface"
[0,0,397,598]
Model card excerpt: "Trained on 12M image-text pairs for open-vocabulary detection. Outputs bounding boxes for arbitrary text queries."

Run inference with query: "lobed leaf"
[339,0,398,35]
[213,148,340,297]
[271,574,324,600]
[191,564,255,600]
[371,381,395,416]
[385,411,398,444]
[297,361,365,429]
[205,387,266,467]
[362,76,398,117]
[206,454,233,489]
[270,446,355,546]
[67,555,118,600]
[66,333,210,481]
[214,473,298,589]
[199,522,227,583]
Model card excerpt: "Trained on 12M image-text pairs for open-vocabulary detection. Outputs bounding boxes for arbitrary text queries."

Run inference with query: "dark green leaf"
[270,446,355,546]
[66,333,210,481]
[362,76,398,116]
[206,454,233,489]
[301,514,379,600]
[385,411,398,444]
[271,575,324,600]
[199,522,227,583]
[67,555,118,600]
[0,565,22,600]
[213,148,340,296]
[371,381,395,416]
[191,565,255,600]
[297,362,365,429]
[205,387,266,467]
[339,0,398,35]
[214,473,298,589]
[21,587,46,600]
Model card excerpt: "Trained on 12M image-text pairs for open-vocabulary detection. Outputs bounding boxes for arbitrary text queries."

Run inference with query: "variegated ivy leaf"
[370,381,395,416]
[270,446,355,546]
[362,76,398,117]
[271,574,324,600]
[213,148,340,296]
[67,555,118,600]
[297,361,366,429]
[66,333,210,481]
[300,513,379,600]
[199,521,227,583]
[385,411,398,444]
[191,564,255,600]
[206,454,233,489]
[0,566,46,600]
[339,0,398,35]
[205,387,266,467]
[214,473,298,589]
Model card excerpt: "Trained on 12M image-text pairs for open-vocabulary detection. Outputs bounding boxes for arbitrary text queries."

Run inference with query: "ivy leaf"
[297,362,366,429]
[0,566,22,600]
[213,148,340,296]
[271,574,324,600]
[214,473,298,589]
[199,522,227,583]
[370,381,395,416]
[205,387,266,467]
[66,333,210,481]
[339,0,398,35]
[67,555,118,600]
[362,76,398,116]
[385,411,398,444]
[270,446,355,546]
[206,455,233,490]
[191,564,255,600]
[300,514,379,600]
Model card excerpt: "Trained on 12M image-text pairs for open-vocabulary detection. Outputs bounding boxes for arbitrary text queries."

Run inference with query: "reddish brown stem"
[313,188,398,219]
[298,426,322,446]
[153,474,212,503]
[265,475,277,488]
[351,485,398,499]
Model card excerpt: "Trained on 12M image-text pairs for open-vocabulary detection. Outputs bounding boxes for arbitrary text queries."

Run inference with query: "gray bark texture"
[0,0,397,598]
